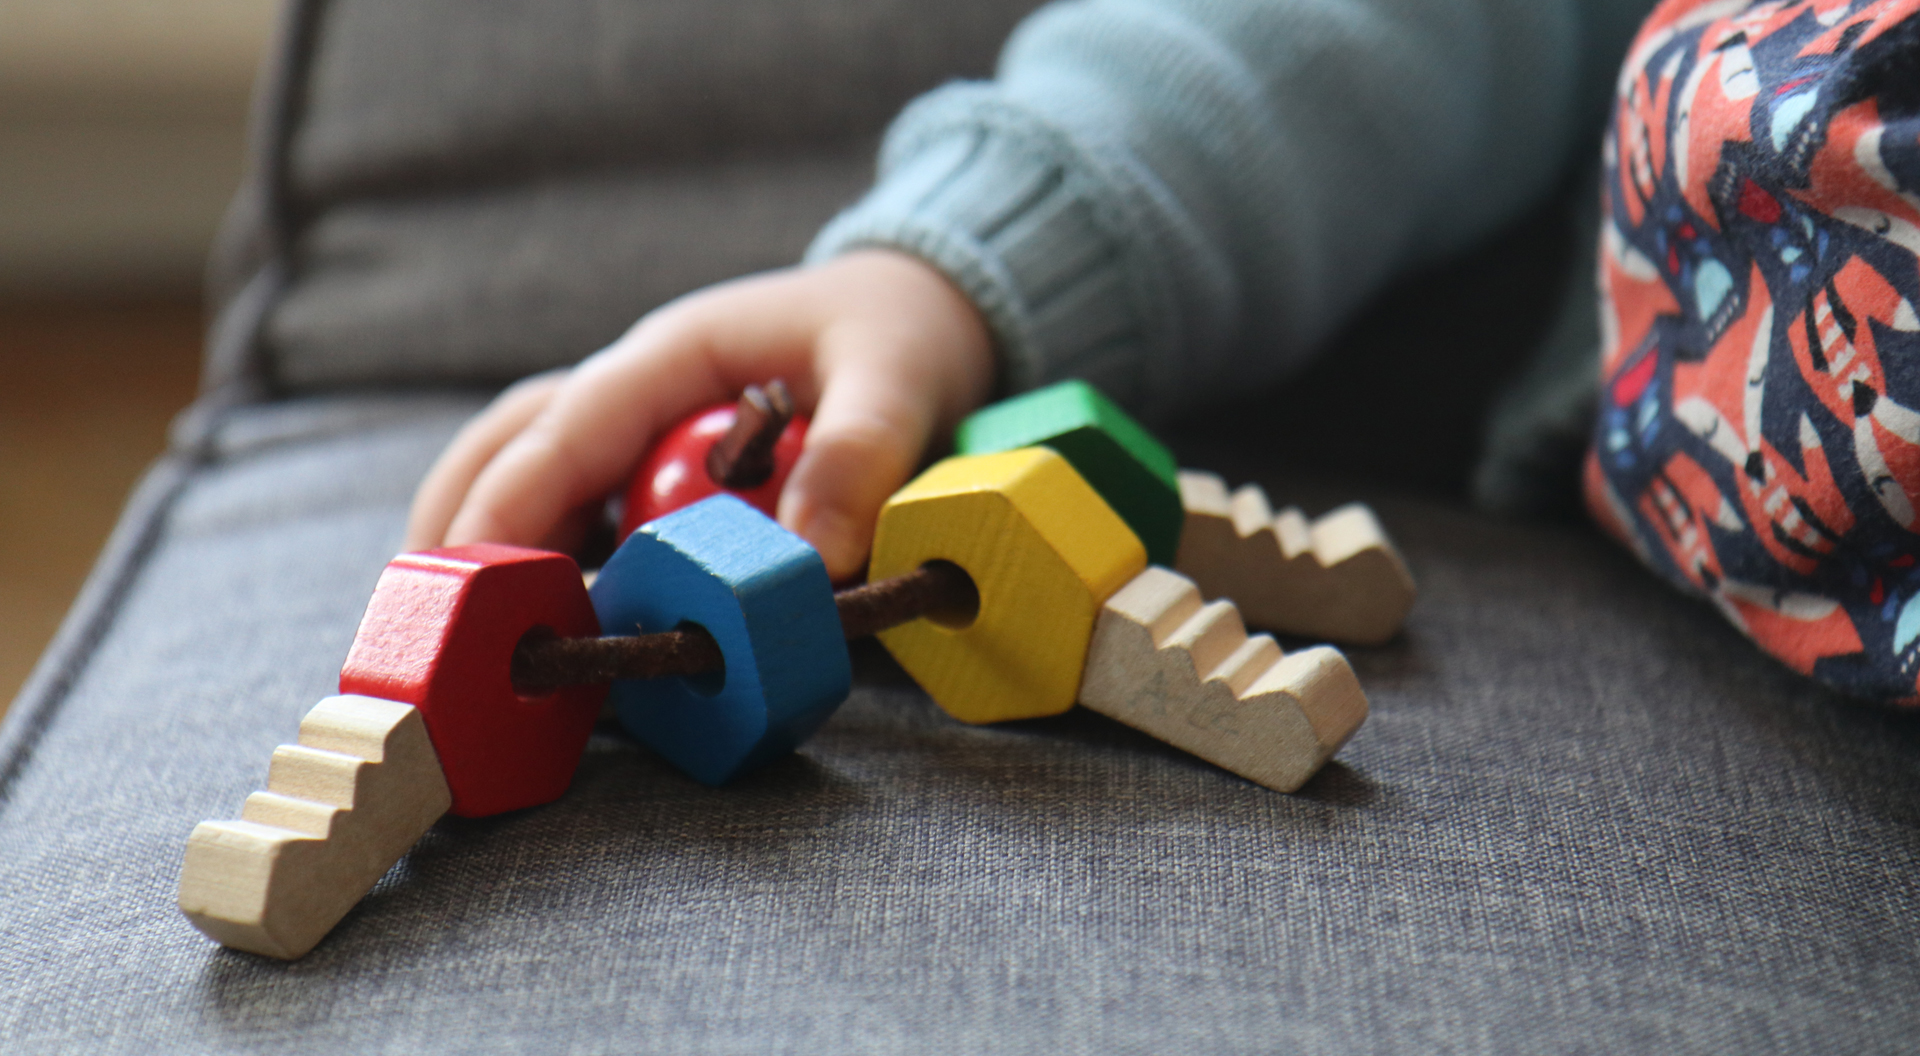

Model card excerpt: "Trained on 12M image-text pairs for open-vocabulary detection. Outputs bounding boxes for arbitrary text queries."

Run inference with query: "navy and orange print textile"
[1588,0,1920,702]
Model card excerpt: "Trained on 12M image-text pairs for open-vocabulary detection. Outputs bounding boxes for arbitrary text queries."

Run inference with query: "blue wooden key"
[589,494,851,784]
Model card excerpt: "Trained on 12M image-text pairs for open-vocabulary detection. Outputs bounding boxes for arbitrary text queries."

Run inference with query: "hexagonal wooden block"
[591,495,851,785]
[870,447,1146,724]
[340,544,605,818]
[955,379,1183,565]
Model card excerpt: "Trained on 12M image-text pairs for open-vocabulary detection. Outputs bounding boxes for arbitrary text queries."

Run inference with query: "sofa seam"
[0,0,332,807]
[200,0,329,405]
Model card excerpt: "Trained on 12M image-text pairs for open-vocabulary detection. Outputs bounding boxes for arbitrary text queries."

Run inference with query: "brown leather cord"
[834,560,977,640]
[512,625,727,692]
[704,380,794,490]
[511,561,976,694]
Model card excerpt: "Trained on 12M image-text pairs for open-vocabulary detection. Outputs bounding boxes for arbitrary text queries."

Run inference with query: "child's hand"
[405,249,996,581]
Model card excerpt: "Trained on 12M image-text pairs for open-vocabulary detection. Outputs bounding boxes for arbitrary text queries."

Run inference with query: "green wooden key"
[954,379,1183,566]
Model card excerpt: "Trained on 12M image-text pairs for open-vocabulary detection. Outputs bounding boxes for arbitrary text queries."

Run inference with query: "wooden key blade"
[1173,469,1416,645]
[1077,566,1368,792]
[178,695,451,960]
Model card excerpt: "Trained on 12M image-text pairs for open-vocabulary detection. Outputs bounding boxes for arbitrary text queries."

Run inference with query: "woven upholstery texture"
[2,398,1918,1053]
[4,0,1920,1051]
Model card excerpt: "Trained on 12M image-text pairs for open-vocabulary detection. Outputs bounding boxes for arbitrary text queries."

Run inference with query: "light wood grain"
[178,694,451,960]
[1078,566,1368,792]
[1173,470,1415,645]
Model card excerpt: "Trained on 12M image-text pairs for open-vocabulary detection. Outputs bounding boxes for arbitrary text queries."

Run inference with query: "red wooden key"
[339,544,606,818]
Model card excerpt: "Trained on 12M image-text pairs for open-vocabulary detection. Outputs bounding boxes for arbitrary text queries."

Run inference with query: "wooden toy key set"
[177,380,1416,960]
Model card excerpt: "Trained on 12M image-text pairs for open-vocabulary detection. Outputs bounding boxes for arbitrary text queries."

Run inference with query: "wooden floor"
[1,300,204,717]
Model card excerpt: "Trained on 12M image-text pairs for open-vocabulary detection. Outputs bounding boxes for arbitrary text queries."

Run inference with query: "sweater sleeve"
[806,0,1655,419]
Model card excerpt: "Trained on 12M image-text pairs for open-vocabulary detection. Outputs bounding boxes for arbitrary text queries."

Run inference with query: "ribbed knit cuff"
[806,86,1164,411]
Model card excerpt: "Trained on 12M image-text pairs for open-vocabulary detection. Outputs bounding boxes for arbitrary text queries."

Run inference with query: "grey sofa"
[5,2,1919,1052]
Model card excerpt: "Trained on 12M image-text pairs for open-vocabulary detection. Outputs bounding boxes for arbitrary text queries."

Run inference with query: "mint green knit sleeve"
[806,0,1654,419]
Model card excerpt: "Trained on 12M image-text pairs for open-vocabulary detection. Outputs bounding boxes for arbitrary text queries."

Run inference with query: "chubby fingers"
[439,273,826,550]
[420,250,993,575]
[779,338,940,581]
[405,370,565,551]
[778,253,995,580]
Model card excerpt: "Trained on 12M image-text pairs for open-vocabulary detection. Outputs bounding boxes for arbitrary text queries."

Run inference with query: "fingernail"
[796,508,865,582]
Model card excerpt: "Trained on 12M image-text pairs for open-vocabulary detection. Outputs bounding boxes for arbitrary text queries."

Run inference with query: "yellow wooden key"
[870,447,1147,724]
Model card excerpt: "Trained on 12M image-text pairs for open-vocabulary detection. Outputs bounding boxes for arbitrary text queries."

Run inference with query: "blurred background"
[1,0,278,709]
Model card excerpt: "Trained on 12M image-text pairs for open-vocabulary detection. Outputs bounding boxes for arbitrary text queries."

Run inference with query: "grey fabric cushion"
[242,0,1046,392]
[9,1,1919,1050]
[3,396,1918,1053]
[270,153,873,389]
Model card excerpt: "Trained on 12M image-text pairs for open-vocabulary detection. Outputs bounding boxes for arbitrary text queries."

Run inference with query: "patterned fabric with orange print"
[1588,0,1920,701]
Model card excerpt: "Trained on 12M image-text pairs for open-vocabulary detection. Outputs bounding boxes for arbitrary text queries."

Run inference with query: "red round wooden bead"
[619,403,807,536]
[339,544,605,818]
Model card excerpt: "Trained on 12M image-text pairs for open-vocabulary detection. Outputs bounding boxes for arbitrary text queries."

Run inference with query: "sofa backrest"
[215,0,1045,394]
